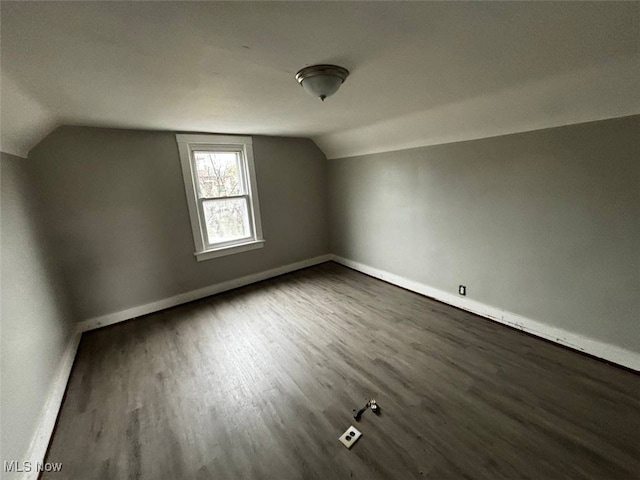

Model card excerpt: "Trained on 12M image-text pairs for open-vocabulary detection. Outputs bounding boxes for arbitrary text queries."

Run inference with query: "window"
[176,134,264,261]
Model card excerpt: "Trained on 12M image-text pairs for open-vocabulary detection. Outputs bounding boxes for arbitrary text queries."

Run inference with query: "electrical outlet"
[459,285,466,296]
[338,425,362,449]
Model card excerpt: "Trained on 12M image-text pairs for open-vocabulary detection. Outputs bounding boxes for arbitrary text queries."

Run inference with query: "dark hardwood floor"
[43,262,640,479]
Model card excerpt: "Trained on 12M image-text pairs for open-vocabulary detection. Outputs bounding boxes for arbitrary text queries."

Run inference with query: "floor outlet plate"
[339,425,362,449]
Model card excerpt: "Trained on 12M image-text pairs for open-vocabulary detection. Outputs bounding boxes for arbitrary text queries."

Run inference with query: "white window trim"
[176,134,264,261]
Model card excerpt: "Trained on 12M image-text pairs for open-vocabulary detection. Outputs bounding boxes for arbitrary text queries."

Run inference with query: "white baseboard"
[331,255,640,371]
[78,254,333,332]
[18,254,332,479]
[20,251,637,480]
[21,330,82,480]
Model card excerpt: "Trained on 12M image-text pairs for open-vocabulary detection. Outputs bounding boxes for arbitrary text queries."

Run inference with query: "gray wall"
[329,116,640,353]
[28,127,329,321]
[1,152,75,471]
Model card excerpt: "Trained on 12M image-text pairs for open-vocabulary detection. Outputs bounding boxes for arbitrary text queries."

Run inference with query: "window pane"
[193,151,243,198]
[202,198,250,244]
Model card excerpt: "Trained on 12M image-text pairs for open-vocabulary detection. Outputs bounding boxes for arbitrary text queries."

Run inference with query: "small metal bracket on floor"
[353,398,380,421]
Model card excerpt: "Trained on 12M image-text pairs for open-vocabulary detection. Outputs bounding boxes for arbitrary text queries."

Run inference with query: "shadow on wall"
[1,152,75,471]
[25,129,190,321]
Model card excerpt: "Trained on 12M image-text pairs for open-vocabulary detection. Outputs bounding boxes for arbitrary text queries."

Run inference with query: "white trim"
[331,255,640,372]
[175,134,264,260]
[195,239,265,261]
[21,330,82,480]
[78,254,333,332]
[176,140,204,252]
[19,252,639,476]
[243,139,263,245]
[175,134,252,145]
[177,140,207,250]
[21,254,332,477]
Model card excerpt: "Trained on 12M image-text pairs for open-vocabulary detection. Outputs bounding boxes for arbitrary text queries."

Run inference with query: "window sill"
[194,239,265,262]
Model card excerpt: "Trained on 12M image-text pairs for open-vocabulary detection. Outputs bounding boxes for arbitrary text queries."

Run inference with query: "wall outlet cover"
[459,285,466,296]
[339,425,362,449]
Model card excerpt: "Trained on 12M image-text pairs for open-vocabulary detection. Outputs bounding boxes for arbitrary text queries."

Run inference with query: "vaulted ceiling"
[1,1,638,158]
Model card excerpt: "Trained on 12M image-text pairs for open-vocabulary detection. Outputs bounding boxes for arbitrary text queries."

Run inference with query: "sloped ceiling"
[0,71,58,157]
[1,1,638,159]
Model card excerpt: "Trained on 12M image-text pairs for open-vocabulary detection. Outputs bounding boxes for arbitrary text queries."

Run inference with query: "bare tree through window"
[194,152,251,244]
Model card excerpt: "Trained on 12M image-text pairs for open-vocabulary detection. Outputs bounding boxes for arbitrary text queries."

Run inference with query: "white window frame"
[176,134,264,261]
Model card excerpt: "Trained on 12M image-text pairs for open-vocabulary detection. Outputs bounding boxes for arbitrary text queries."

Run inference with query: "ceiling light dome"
[295,64,349,101]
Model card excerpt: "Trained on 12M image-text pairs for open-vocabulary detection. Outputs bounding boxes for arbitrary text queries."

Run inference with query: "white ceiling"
[1,1,638,158]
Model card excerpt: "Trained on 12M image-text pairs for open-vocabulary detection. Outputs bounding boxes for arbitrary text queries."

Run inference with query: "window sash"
[197,195,254,249]
[190,148,256,249]
[192,149,247,199]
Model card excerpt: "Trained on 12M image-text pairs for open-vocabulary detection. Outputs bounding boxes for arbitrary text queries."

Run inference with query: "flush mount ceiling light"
[295,64,349,101]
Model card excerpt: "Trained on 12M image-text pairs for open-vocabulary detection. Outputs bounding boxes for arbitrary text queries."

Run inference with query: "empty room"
[1,1,639,479]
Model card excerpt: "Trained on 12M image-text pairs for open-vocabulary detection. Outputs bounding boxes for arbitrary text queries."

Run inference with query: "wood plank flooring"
[43,262,640,479]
